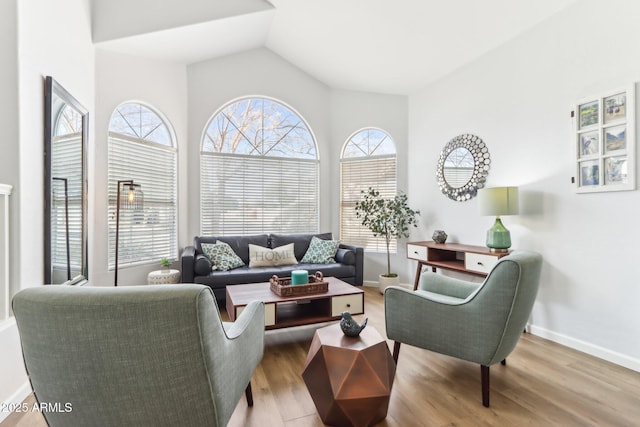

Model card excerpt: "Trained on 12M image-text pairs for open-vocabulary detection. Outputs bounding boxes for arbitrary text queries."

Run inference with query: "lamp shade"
[478,187,519,216]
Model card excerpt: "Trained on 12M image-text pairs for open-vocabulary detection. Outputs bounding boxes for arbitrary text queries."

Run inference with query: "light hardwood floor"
[3,286,640,426]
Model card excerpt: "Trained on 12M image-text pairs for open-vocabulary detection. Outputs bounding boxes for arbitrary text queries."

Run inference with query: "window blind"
[108,134,177,269]
[51,134,83,277]
[340,155,397,252]
[201,152,319,235]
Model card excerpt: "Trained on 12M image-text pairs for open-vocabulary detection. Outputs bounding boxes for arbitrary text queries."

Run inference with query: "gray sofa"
[181,232,363,302]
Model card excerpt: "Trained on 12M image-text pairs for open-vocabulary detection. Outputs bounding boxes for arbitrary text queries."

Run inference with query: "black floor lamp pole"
[52,177,71,281]
[116,179,143,287]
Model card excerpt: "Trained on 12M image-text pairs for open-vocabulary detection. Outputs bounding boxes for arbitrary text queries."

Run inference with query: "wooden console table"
[407,241,510,290]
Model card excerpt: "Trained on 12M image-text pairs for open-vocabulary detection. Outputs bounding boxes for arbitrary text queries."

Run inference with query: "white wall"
[186,48,333,239]
[408,0,640,369]
[93,50,188,286]
[0,0,95,420]
[329,89,411,283]
[0,2,22,419]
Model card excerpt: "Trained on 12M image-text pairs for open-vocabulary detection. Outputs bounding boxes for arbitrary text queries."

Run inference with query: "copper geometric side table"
[302,323,396,427]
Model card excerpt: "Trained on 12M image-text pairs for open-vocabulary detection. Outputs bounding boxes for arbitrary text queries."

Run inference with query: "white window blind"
[107,103,177,270]
[201,96,319,236]
[340,128,397,253]
[51,134,84,277]
[340,156,397,252]
[201,153,319,235]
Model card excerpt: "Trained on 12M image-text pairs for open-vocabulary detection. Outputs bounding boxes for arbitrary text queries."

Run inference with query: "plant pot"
[378,274,399,294]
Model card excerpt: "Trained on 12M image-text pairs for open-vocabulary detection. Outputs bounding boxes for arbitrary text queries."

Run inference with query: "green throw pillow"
[301,236,339,264]
[201,241,245,271]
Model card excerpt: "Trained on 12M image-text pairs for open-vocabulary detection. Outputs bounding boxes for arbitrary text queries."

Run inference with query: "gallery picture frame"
[573,84,635,193]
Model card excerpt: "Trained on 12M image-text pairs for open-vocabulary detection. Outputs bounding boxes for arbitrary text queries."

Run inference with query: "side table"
[147,269,181,285]
[302,323,396,427]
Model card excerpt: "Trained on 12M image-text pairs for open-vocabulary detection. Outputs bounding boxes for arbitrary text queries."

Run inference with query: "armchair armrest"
[418,272,481,299]
[221,300,265,401]
[224,301,264,342]
[181,246,196,282]
[339,243,363,285]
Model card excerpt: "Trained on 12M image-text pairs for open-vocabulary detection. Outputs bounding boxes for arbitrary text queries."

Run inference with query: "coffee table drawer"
[237,303,276,326]
[331,294,364,317]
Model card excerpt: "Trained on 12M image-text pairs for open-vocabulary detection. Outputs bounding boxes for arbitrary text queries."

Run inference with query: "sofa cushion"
[301,236,340,264]
[196,234,269,265]
[194,254,213,275]
[270,232,333,261]
[249,243,298,267]
[201,241,245,271]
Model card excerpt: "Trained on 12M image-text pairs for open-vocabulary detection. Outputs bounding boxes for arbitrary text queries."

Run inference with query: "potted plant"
[160,258,171,272]
[355,187,420,293]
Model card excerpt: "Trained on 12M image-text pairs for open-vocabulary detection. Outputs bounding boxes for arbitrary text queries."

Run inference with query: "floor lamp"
[115,180,143,286]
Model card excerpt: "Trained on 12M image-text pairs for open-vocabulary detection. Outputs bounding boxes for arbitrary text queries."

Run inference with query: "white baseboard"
[0,381,32,423]
[363,280,412,290]
[528,324,640,373]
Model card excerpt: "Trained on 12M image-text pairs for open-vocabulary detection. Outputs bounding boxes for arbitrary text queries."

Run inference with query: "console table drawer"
[465,253,499,274]
[407,244,427,261]
[331,294,364,317]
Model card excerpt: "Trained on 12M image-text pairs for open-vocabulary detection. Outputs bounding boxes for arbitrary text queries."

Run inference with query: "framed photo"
[579,131,599,157]
[605,157,628,185]
[579,100,599,129]
[579,160,599,186]
[604,92,626,124]
[573,84,635,193]
[604,124,626,153]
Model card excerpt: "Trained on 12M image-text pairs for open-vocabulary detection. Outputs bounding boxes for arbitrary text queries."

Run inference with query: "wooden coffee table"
[226,277,364,330]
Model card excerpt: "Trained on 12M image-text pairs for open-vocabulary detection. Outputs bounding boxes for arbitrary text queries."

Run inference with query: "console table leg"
[413,262,424,290]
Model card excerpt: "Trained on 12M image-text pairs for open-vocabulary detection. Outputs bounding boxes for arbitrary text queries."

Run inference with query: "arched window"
[340,128,397,252]
[108,102,177,269]
[201,97,319,235]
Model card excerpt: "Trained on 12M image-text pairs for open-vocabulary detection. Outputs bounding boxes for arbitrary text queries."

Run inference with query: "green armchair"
[385,251,542,407]
[12,284,264,427]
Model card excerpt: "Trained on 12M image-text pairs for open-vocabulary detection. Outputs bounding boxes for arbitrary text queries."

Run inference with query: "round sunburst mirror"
[436,134,490,201]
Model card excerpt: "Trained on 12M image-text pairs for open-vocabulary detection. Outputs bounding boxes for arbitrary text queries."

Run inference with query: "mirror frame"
[436,133,490,202]
[44,76,89,285]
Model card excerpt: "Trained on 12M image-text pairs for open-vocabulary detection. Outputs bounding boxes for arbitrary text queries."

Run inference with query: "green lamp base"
[486,217,511,252]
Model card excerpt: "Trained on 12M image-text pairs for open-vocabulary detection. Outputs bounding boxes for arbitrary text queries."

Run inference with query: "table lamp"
[478,187,519,253]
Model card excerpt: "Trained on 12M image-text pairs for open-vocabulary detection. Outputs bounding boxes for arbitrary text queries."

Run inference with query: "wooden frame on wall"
[573,84,635,193]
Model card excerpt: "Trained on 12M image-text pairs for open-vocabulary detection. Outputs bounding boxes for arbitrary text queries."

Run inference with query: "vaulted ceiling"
[92,0,579,94]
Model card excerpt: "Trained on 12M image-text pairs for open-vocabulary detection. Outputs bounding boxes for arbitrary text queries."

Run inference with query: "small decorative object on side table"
[432,229,448,243]
[147,269,181,285]
[340,311,368,337]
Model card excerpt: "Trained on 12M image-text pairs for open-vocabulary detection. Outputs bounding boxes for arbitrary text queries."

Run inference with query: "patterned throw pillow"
[300,236,340,264]
[249,243,298,268]
[201,241,245,271]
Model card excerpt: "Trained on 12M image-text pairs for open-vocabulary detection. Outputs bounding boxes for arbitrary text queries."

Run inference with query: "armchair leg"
[481,365,490,407]
[245,382,254,407]
[393,341,401,363]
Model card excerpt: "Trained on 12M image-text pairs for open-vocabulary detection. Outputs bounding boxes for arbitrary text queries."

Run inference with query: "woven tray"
[270,271,328,297]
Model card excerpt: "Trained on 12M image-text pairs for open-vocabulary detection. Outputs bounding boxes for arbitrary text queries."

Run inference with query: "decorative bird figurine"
[340,311,368,337]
